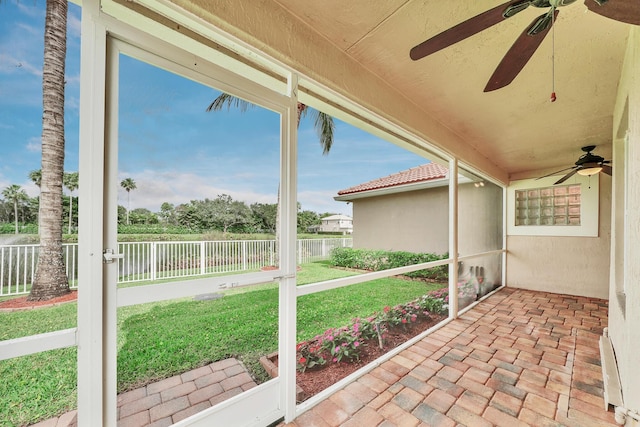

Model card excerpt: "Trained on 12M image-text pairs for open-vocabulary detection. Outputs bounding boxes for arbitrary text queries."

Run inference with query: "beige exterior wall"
[506,175,612,299]
[351,186,449,254]
[350,182,503,256]
[608,27,640,422]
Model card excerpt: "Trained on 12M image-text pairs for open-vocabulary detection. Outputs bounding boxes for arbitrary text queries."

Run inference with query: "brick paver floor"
[31,357,257,427]
[281,287,617,427]
[33,287,617,427]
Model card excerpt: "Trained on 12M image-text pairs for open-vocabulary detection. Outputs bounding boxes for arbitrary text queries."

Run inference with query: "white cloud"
[67,10,81,38]
[298,189,351,215]
[0,53,41,77]
[111,169,352,215]
[115,170,279,212]
[26,137,41,152]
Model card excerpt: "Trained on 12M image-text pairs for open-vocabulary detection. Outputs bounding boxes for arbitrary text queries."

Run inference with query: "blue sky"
[0,0,428,216]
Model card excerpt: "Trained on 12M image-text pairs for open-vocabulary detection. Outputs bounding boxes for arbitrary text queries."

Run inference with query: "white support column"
[77,0,108,425]
[623,30,640,414]
[279,73,299,423]
[502,184,508,287]
[448,159,459,318]
[103,35,121,427]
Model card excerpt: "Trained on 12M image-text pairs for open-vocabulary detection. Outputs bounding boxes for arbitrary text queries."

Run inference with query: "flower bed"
[261,289,449,401]
[295,292,446,373]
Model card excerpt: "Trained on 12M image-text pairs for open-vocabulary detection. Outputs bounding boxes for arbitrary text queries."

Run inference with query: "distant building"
[308,214,353,234]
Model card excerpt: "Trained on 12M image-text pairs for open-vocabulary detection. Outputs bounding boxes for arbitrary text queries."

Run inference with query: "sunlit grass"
[0,261,446,426]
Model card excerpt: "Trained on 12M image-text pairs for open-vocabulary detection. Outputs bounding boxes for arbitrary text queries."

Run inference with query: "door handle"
[102,248,124,264]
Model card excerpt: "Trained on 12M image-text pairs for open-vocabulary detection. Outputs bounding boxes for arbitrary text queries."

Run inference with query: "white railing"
[0,238,352,296]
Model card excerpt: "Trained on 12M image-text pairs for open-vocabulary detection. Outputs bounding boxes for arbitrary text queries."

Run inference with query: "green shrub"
[329,247,448,282]
[117,224,193,234]
[0,223,38,234]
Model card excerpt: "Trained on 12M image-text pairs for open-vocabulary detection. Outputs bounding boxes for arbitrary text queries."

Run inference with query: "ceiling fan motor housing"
[575,146,604,166]
[533,0,579,8]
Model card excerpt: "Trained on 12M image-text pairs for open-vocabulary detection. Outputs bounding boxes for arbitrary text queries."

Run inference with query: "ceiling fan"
[410,0,640,92]
[537,145,612,184]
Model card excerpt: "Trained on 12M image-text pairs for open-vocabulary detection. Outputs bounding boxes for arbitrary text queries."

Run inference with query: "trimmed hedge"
[0,223,38,234]
[117,224,194,234]
[329,247,448,282]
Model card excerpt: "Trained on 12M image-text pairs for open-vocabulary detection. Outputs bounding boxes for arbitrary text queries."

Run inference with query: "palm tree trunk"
[29,0,70,301]
[13,201,18,235]
[68,195,73,234]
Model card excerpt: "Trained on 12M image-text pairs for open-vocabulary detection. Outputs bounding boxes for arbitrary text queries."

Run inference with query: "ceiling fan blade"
[410,0,531,61]
[554,168,579,185]
[585,0,640,26]
[536,166,577,180]
[601,164,613,176]
[484,9,559,92]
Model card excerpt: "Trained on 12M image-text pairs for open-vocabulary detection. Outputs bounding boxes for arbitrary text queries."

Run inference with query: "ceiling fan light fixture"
[577,166,603,176]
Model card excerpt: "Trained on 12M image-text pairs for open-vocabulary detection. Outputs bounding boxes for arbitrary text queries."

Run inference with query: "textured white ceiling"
[270,0,631,177]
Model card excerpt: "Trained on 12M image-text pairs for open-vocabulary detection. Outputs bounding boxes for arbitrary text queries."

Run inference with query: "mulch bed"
[272,313,447,401]
[0,290,78,311]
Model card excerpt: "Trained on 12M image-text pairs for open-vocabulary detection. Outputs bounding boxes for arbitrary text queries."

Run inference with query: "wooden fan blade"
[484,9,559,92]
[585,0,640,26]
[536,166,577,180]
[554,168,579,185]
[601,164,613,176]
[410,0,530,61]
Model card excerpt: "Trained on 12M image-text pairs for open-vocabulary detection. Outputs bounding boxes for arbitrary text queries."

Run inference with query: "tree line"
[1,174,334,235]
[0,170,78,235]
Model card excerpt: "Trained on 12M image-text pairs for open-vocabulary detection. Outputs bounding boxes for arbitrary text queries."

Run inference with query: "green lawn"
[0,261,445,426]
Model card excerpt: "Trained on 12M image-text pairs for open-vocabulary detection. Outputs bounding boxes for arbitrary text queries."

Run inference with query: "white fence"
[0,238,352,297]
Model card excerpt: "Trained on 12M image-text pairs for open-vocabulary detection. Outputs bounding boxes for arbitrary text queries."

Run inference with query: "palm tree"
[207,93,335,154]
[120,178,137,225]
[207,94,336,262]
[2,185,28,234]
[29,169,42,231]
[29,0,70,301]
[63,171,79,234]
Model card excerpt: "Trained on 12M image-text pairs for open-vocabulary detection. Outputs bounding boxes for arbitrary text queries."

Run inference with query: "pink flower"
[402,318,407,324]
[383,306,391,313]
[354,341,360,347]
[333,357,338,363]
[299,357,307,364]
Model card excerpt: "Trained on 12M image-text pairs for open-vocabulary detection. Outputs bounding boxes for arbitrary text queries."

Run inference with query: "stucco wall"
[608,27,640,418]
[506,174,611,299]
[351,182,503,257]
[352,186,449,254]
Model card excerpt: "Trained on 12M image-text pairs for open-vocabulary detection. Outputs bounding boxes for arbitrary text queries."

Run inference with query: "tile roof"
[337,163,448,196]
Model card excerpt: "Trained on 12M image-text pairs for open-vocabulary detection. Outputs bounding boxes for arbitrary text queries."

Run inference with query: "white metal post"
[77,0,108,424]
[502,183,507,288]
[279,73,299,423]
[200,241,206,275]
[103,35,122,427]
[151,241,157,281]
[448,159,459,319]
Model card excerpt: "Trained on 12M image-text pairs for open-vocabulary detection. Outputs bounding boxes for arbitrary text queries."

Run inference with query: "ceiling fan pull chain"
[550,7,557,102]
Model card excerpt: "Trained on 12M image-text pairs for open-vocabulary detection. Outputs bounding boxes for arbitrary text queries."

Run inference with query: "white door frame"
[78,2,297,424]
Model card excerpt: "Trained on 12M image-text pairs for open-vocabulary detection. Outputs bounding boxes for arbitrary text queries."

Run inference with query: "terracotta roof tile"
[338,163,448,195]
